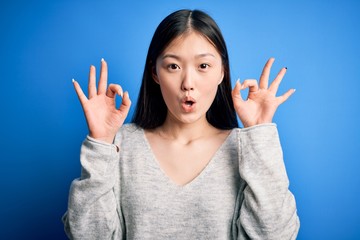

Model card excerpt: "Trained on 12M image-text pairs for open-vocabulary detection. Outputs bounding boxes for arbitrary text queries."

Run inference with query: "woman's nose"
[181,71,195,91]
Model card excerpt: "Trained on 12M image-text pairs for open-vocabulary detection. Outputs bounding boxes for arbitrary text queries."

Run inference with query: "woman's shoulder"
[234,123,278,137]
[114,123,144,145]
[120,123,142,132]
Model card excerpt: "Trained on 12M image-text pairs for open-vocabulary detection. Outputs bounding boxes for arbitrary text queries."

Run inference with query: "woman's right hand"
[72,58,131,144]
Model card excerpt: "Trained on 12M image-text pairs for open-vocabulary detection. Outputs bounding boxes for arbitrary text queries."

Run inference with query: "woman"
[63,9,300,239]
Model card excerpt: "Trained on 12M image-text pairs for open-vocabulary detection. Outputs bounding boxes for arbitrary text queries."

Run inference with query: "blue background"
[1,0,359,239]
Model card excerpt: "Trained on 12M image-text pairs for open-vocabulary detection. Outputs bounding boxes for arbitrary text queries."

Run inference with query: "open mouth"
[185,100,194,106]
[181,96,196,112]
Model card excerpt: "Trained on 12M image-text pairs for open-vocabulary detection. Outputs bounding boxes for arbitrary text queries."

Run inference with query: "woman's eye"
[199,63,210,69]
[167,64,180,70]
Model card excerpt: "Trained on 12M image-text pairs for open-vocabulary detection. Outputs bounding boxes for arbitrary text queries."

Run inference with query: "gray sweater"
[63,123,300,239]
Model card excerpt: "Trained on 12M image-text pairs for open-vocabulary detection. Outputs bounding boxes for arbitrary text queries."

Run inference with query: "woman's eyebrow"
[161,54,180,60]
[161,53,216,60]
[195,53,216,58]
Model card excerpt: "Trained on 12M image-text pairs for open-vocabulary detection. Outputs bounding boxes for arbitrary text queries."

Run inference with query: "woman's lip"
[181,96,196,103]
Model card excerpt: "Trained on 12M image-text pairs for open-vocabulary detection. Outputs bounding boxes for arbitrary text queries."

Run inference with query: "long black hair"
[132,9,238,129]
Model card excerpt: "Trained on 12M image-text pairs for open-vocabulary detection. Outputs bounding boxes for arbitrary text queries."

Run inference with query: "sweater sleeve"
[62,135,124,240]
[236,124,300,240]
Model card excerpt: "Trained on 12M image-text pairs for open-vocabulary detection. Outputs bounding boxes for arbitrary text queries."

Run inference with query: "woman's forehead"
[161,31,220,58]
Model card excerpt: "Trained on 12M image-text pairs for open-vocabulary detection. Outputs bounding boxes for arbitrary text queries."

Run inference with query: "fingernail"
[285,67,288,70]
[101,58,105,62]
[72,78,75,83]
[120,90,124,97]
[293,89,296,92]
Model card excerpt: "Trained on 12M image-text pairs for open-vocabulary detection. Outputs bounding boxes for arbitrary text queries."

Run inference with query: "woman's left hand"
[232,58,295,128]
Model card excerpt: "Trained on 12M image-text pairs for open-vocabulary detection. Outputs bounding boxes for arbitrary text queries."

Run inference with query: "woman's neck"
[157,115,217,145]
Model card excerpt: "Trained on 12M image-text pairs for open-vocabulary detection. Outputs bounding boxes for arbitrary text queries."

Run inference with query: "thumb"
[232,79,244,101]
[118,91,131,116]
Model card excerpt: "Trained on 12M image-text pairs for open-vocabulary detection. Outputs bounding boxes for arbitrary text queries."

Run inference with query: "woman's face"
[154,31,224,125]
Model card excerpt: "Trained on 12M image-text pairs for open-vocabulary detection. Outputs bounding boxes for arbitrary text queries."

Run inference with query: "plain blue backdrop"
[1,0,359,239]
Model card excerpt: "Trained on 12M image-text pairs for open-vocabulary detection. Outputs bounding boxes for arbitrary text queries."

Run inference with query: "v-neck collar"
[140,128,235,190]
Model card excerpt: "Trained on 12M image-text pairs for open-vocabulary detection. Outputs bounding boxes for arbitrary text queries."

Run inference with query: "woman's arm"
[236,124,300,239]
[232,58,299,238]
[62,136,124,239]
[63,59,130,239]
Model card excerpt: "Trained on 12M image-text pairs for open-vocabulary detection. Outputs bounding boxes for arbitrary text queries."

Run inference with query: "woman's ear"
[218,70,224,85]
[152,66,160,84]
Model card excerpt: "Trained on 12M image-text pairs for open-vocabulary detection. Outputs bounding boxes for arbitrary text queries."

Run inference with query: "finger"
[269,67,287,94]
[98,58,108,95]
[118,91,131,115]
[72,79,88,106]
[88,65,97,98]
[106,84,124,98]
[231,79,244,101]
[241,79,259,93]
[277,88,296,104]
[259,57,275,89]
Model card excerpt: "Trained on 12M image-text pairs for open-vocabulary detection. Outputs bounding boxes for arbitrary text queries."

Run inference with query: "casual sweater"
[62,123,300,239]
